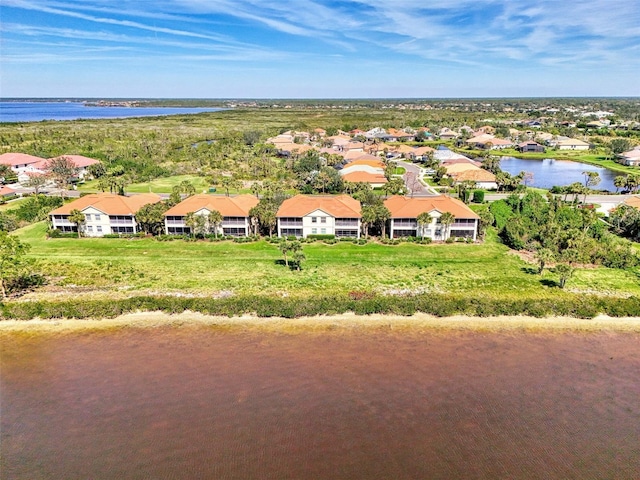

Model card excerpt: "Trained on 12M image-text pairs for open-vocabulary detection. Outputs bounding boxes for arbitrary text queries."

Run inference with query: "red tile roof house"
[49,193,162,236]
[384,195,480,241]
[277,195,361,238]
[0,185,18,200]
[0,152,45,174]
[47,155,101,179]
[163,194,259,236]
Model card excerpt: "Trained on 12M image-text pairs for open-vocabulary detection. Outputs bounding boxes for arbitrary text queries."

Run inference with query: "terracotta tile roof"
[344,142,365,150]
[343,151,378,161]
[0,152,44,167]
[164,194,258,217]
[48,155,101,168]
[343,158,386,168]
[342,171,388,184]
[50,193,162,216]
[445,163,482,174]
[277,195,362,218]
[0,186,16,196]
[412,146,435,155]
[623,196,640,209]
[450,168,496,183]
[384,195,479,219]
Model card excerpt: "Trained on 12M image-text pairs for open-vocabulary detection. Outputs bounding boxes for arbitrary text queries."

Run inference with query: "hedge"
[2,294,639,321]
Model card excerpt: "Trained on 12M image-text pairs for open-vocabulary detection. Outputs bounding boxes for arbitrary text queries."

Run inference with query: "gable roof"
[449,168,496,183]
[47,155,101,168]
[343,158,386,169]
[49,193,162,216]
[0,152,44,167]
[342,171,388,184]
[384,195,479,219]
[277,195,361,218]
[164,194,259,217]
[0,186,16,196]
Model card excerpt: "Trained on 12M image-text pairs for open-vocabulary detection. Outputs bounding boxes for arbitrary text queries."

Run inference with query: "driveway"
[397,160,438,197]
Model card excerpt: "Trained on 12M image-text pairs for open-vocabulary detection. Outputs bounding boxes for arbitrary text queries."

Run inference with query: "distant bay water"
[0,101,224,122]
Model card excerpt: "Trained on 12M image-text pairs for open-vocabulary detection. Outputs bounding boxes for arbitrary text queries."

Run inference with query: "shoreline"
[1,311,640,335]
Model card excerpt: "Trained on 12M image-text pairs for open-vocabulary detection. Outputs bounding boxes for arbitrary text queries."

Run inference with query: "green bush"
[472,190,485,203]
[308,234,336,240]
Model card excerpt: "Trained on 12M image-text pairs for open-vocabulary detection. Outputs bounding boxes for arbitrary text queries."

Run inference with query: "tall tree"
[535,248,555,274]
[375,205,391,238]
[360,205,377,238]
[416,212,433,239]
[582,171,601,203]
[68,209,85,238]
[207,210,223,238]
[47,156,78,197]
[136,202,168,235]
[0,232,31,299]
[613,175,627,193]
[439,212,455,240]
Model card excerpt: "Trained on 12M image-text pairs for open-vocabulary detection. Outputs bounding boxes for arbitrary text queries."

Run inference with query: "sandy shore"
[1,311,640,334]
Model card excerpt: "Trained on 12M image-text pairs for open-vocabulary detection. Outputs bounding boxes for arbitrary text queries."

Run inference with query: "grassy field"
[79,174,214,194]
[0,198,27,212]
[13,222,640,302]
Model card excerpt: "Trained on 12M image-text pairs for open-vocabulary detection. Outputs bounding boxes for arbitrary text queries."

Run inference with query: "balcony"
[335,219,359,227]
[279,221,303,227]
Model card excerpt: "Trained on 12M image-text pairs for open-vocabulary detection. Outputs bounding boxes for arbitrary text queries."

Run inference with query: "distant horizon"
[3,96,639,101]
[2,1,639,98]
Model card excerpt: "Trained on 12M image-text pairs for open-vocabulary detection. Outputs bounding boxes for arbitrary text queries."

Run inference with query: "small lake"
[499,156,619,192]
[0,101,224,123]
[2,326,640,479]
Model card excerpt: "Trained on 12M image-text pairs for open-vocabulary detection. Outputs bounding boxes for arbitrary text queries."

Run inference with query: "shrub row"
[2,294,639,320]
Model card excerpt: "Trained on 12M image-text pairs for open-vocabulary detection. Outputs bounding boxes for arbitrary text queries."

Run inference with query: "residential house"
[0,152,45,174]
[445,163,497,190]
[617,147,640,166]
[0,185,18,200]
[517,141,545,153]
[340,158,388,188]
[408,146,435,162]
[277,195,361,238]
[438,128,459,140]
[555,138,591,150]
[47,155,100,179]
[466,134,513,150]
[49,193,162,236]
[164,194,259,236]
[384,195,479,240]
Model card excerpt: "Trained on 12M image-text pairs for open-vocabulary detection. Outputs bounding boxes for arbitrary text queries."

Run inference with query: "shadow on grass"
[521,266,539,275]
[540,279,558,288]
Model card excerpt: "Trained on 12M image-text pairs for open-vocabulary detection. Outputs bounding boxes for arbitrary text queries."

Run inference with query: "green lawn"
[14,222,640,301]
[79,174,211,194]
[0,197,28,212]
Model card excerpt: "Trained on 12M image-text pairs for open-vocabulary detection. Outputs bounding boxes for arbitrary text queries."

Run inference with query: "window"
[95,214,101,221]
[311,217,317,223]
[312,228,317,234]
[97,226,103,233]
[86,226,93,232]
[85,214,91,221]
[321,228,326,234]
[320,217,327,224]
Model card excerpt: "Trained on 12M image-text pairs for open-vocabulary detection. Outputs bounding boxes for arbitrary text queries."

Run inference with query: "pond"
[499,157,619,191]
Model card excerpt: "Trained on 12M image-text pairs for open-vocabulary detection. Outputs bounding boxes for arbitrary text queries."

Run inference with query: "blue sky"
[2,0,639,98]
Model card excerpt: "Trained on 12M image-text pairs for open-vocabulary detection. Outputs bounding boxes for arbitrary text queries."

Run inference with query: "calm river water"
[499,157,619,191]
[2,326,640,479]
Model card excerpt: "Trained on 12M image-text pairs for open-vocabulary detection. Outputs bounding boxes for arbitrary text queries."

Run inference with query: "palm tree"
[582,171,600,203]
[439,212,455,240]
[416,212,433,239]
[535,248,555,274]
[207,210,223,238]
[375,205,391,238]
[613,175,627,193]
[250,182,262,198]
[361,205,377,238]
[184,212,197,238]
[68,209,85,238]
